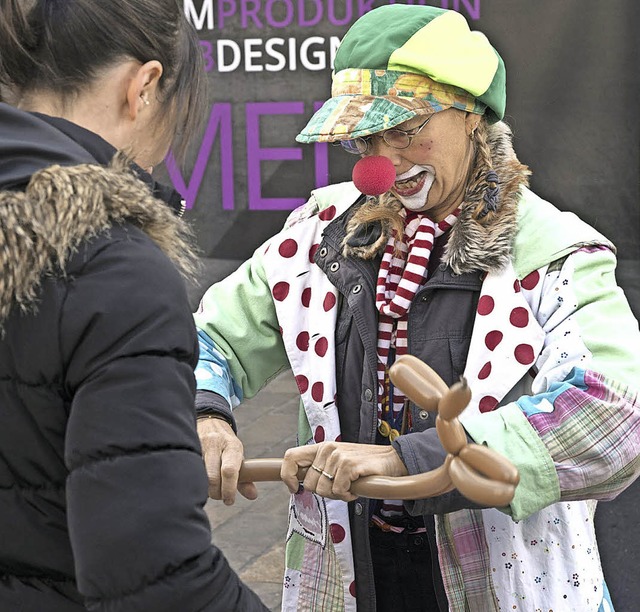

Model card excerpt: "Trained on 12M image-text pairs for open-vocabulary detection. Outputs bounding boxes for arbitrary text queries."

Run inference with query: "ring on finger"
[310,464,324,475]
[321,470,335,481]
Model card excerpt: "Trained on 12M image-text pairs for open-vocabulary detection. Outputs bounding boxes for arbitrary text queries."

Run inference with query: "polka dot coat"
[196,183,640,612]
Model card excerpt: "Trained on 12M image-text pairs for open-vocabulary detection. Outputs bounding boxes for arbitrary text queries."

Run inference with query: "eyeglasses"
[339,115,434,155]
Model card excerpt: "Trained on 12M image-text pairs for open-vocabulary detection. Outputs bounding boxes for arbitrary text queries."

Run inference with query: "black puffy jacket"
[0,103,267,612]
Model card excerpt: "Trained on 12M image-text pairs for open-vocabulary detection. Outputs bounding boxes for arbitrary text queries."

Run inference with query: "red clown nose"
[352,156,396,196]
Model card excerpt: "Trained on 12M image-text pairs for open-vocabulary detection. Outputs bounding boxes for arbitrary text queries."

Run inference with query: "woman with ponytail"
[0,1,266,610]
[192,5,640,612]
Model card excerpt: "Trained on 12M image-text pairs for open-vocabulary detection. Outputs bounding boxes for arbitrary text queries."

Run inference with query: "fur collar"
[0,156,198,322]
[446,121,531,275]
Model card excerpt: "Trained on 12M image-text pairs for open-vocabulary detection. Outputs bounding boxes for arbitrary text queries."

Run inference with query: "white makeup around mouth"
[392,165,435,211]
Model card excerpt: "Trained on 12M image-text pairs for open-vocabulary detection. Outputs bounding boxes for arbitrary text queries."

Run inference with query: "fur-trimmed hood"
[0,102,185,214]
[342,121,531,275]
[0,158,198,323]
[0,104,197,323]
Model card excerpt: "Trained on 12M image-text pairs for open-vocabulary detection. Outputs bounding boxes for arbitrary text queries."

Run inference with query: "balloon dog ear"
[388,354,448,412]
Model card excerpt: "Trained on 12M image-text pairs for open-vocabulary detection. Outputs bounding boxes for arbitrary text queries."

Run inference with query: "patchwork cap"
[297,5,506,143]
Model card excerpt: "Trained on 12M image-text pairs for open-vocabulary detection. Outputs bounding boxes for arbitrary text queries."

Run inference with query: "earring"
[469,126,477,140]
[141,95,150,106]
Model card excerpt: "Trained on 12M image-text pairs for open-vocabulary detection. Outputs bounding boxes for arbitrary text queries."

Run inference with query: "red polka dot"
[510,307,529,328]
[330,523,346,543]
[323,292,337,311]
[314,425,325,442]
[521,270,540,290]
[315,337,328,357]
[309,243,320,263]
[515,344,535,365]
[278,326,283,335]
[478,362,492,380]
[295,375,308,394]
[477,295,495,315]
[272,281,289,301]
[318,205,336,221]
[485,330,503,351]
[335,434,342,442]
[349,581,357,598]
[301,287,312,307]
[296,331,310,351]
[311,382,324,402]
[278,238,298,258]
[479,396,499,413]
[513,279,521,293]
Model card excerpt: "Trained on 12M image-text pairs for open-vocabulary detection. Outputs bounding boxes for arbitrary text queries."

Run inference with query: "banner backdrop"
[161,0,638,286]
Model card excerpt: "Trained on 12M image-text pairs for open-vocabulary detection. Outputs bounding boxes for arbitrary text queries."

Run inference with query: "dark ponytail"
[0,0,207,159]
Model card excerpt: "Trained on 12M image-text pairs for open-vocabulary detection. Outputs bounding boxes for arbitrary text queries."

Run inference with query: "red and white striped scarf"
[375,209,460,421]
[374,208,459,520]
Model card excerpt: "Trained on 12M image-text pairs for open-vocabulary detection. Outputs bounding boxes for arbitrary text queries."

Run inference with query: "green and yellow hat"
[297,5,506,143]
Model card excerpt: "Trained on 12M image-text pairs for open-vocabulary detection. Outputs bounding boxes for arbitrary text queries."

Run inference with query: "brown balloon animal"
[388,354,519,506]
[239,354,519,507]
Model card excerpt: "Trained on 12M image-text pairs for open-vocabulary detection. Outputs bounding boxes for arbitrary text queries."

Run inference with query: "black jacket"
[0,103,266,612]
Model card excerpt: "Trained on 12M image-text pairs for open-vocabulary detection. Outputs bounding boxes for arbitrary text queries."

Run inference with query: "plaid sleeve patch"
[518,368,640,499]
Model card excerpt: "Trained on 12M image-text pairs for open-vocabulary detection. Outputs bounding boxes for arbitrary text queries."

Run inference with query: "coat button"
[319,247,328,257]
[364,388,373,402]
[419,410,429,420]
[352,284,362,294]
[355,502,363,516]
[330,262,340,272]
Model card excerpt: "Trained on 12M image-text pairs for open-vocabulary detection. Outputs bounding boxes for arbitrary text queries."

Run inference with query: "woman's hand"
[197,416,258,505]
[281,441,408,502]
